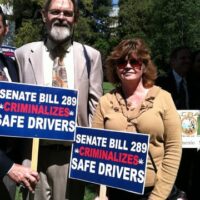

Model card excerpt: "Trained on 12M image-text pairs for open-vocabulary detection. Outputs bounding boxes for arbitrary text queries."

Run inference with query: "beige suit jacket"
[15,41,103,127]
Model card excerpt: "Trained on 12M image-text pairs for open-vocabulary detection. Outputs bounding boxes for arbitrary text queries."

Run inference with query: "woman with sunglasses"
[92,38,182,200]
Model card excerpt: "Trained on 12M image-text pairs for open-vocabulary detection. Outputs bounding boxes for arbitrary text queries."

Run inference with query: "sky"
[112,0,119,5]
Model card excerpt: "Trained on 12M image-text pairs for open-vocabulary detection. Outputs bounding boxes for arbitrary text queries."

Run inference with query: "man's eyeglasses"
[48,9,74,17]
[117,58,143,70]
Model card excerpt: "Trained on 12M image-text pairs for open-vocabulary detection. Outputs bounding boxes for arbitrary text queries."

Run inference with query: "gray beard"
[49,26,72,43]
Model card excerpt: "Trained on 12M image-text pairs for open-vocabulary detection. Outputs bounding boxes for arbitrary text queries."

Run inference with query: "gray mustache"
[52,20,69,28]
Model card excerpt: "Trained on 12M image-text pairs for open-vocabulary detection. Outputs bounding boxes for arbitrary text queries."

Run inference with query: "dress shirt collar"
[45,39,72,58]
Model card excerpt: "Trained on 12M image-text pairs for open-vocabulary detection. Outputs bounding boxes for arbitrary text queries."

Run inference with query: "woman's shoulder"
[152,86,175,108]
[100,89,117,101]
[99,88,121,105]
[152,85,172,98]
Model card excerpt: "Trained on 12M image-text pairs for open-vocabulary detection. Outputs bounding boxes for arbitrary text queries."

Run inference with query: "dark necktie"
[179,78,187,109]
[0,68,8,81]
[52,57,68,88]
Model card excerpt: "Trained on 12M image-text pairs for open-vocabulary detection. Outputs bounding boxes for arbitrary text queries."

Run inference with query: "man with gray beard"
[14,0,103,199]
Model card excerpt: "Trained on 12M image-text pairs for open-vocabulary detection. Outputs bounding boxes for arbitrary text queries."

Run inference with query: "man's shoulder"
[15,41,44,54]
[73,41,100,54]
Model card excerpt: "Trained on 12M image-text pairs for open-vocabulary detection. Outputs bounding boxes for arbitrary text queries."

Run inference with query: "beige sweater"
[92,86,182,200]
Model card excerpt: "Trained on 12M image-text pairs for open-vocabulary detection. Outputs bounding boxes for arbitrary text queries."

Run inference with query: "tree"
[74,0,113,61]
[14,20,43,47]
[117,0,200,72]
[118,0,154,41]
[0,0,12,5]
[13,0,43,47]
[149,0,200,71]
[9,0,200,73]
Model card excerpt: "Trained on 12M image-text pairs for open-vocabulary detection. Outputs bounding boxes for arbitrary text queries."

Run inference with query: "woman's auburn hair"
[105,38,157,88]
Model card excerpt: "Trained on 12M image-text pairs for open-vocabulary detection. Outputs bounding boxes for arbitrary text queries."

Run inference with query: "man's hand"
[7,163,39,193]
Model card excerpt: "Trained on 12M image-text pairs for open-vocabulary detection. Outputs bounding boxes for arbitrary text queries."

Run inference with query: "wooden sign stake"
[31,138,39,171]
[99,184,107,200]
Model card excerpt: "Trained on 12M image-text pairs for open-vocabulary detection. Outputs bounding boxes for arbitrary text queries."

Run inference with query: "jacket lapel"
[29,42,45,85]
[28,42,86,87]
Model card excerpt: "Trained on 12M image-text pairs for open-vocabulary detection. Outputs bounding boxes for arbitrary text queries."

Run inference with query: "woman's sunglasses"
[117,58,143,70]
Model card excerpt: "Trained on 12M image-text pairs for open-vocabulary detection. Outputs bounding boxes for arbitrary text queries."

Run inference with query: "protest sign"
[69,127,149,195]
[178,110,200,148]
[0,81,78,141]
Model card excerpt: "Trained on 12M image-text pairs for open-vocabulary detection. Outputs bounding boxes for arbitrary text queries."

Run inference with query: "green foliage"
[15,187,22,200]
[84,184,97,200]
[74,0,113,61]
[103,82,114,94]
[14,20,43,47]
[74,15,96,44]
[118,0,200,72]
[15,184,97,200]
[149,0,200,70]
[9,0,200,72]
[118,0,153,41]
[0,0,13,4]
[33,0,45,7]
[12,0,43,47]
[13,0,42,28]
